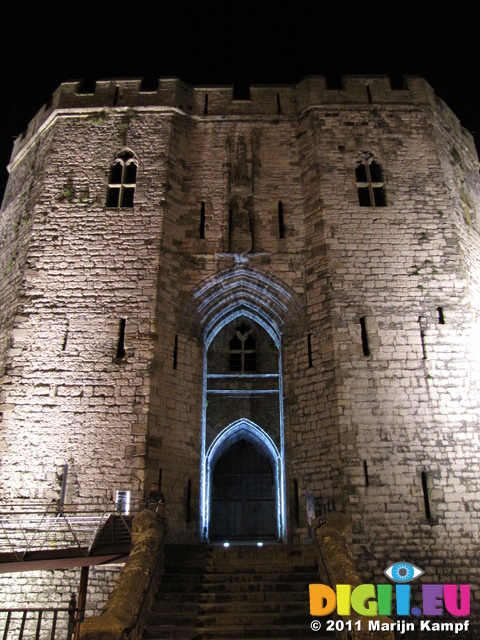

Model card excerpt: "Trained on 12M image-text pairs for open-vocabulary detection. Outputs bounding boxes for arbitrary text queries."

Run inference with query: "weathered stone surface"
[0,76,479,631]
[79,510,166,640]
[316,513,394,639]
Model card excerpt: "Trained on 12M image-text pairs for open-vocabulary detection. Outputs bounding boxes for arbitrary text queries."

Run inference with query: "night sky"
[1,1,479,198]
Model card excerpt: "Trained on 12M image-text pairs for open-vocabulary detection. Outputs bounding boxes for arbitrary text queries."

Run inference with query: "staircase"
[90,514,132,555]
[145,543,329,639]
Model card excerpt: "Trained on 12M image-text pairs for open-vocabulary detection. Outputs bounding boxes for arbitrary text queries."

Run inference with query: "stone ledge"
[315,512,394,640]
[79,509,166,640]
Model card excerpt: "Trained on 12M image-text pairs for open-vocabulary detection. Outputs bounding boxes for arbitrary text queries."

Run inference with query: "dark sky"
[1,1,479,198]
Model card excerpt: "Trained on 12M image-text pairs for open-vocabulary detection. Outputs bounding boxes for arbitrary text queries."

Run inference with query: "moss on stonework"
[118,109,139,143]
[88,110,109,125]
[60,183,75,202]
[79,189,89,203]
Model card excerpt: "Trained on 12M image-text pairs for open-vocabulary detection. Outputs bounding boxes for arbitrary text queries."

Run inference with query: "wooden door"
[209,439,276,541]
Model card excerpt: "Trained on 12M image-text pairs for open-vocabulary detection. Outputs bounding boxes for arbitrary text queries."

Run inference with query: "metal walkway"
[0,499,133,572]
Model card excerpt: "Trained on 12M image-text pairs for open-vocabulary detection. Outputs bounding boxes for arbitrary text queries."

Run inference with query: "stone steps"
[198,624,323,639]
[145,543,329,639]
[151,612,313,627]
[151,598,311,620]
[163,574,318,583]
[163,573,318,586]
[154,595,309,613]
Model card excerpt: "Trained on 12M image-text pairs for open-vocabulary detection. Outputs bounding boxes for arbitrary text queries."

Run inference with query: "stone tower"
[0,76,479,621]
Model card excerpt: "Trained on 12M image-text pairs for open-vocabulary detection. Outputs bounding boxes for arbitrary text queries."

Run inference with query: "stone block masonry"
[0,75,479,629]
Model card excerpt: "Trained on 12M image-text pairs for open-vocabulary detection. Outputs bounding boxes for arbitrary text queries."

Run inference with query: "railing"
[315,497,336,518]
[313,507,336,590]
[313,505,358,640]
[0,594,77,640]
[0,498,139,562]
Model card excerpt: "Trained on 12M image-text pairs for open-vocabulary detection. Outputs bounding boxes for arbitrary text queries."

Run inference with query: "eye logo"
[384,562,424,583]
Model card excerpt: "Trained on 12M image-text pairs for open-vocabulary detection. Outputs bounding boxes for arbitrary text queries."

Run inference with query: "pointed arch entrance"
[201,308,286,543]
[179,266,304,544]
[206,419,282,541]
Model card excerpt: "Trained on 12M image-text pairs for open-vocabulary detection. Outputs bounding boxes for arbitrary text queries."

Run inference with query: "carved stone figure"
[235,138,249,183]
[229,195,253,253]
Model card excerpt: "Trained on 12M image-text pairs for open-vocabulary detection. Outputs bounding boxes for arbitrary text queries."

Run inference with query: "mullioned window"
[229,325,256,372]
[355,154,386,207]
[106,151,137,208]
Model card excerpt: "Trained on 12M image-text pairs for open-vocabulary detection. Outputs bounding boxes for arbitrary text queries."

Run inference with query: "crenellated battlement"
[2,63,480,636]
[9,75,476,165]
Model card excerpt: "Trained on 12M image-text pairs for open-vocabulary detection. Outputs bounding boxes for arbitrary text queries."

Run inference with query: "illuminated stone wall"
[0,566,122,633]
[0,110,174,503]
[296,99,480,600]
[0,76,479,620]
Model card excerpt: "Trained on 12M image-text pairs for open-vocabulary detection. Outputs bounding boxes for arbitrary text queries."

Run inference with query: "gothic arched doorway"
[209,439,276,541]
[201,309,286,543]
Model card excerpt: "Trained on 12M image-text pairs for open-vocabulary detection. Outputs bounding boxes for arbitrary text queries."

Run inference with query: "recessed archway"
[205,419,283,542]
[181,266,302,544]
[201,308,286,544]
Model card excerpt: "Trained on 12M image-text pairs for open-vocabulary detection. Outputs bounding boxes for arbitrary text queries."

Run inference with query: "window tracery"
[355,154,386,207]
[229,323,256,372]
[106,151,137,208]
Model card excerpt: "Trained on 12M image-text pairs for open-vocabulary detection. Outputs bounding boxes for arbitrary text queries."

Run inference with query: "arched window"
[355,154,386,207]
[106,152,137,208]
[229,324,256,372]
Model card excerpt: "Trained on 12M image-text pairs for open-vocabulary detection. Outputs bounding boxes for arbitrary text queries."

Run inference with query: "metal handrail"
[312,507,355,640]
[313,516,335,589]
[0,594,77,640]
[0,499,138,560]
[312,499,336,588]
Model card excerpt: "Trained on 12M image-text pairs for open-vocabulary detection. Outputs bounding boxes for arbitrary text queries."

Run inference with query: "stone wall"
[0,565,122,635]
[0,76,478,624]
[0,109,169,608]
